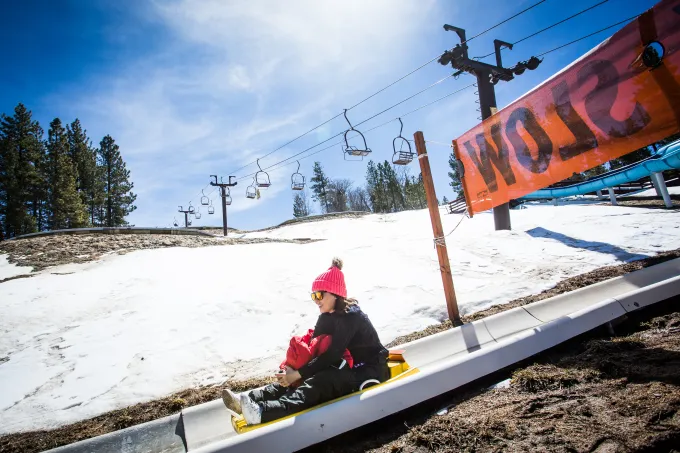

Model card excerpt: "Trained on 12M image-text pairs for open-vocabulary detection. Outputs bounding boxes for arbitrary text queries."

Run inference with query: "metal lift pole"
[438,26,542,230]
[177,206,192,228]
[476,73,512,230]
[210,175,238,237]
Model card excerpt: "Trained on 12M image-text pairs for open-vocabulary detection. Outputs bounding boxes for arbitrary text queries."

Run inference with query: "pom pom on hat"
[331,257,343,270]
[312,257,347,298]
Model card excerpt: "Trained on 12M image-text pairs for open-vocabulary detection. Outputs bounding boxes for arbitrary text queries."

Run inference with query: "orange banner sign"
[453,0,680,216]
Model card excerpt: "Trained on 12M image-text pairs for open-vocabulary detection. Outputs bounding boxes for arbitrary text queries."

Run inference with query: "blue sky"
[0,0,659,230]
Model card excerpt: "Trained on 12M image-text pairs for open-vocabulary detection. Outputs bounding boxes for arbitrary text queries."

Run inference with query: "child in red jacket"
[280,329,354,387]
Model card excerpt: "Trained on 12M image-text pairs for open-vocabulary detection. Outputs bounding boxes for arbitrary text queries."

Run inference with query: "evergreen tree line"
[293,160,429,217]
[0,103,137,240]
[446,133,680,201]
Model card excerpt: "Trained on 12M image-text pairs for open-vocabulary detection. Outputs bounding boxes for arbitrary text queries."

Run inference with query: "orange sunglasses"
[310,291,325,301]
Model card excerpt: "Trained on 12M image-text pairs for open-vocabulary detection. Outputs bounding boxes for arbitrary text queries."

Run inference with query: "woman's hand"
[276,366,302,387]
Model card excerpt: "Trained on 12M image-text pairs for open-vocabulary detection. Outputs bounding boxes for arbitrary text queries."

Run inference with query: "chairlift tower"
[438,25,542,231]
[177,205,194,228]
[210,175,237,236]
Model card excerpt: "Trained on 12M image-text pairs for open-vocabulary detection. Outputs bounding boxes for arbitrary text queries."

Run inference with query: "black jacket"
[298,304,388,379]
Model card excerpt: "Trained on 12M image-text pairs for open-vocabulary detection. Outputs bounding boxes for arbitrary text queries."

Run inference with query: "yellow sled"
[230,350,417,434]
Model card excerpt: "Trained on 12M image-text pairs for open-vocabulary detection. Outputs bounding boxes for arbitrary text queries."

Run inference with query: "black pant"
[249,362,390,423]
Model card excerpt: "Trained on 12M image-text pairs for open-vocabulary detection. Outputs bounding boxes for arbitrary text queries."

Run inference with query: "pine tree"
[310,161,330,213]
[582,164,608,179]
[327,179,351,213]
[404,174,427,209]
[381,161,405,212]
[0,104,47,238]
[293,192,309,217]
[67,119,98,225]
[366,160,389,213]
[441,196,449,205]
[98,135,137,227]
[46,118,87,230]
[91,159,107,226]
[448,151,463,199]
[609,146,653,170]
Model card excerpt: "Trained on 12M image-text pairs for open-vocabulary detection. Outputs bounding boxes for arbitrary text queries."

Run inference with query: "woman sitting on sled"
[222,257,389,425]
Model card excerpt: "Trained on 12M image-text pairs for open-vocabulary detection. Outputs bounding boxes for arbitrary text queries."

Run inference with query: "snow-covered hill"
[1,203,678,434]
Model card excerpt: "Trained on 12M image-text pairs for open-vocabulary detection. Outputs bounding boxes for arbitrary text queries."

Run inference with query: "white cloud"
[227,65,251,90]
[54,0,445,228]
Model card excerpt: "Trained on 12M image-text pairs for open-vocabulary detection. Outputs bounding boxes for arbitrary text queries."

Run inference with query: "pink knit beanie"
[312,258,347,298]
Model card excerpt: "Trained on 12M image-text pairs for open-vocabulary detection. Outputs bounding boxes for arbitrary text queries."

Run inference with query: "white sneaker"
[221,389,242,417]
[240,393,262,425]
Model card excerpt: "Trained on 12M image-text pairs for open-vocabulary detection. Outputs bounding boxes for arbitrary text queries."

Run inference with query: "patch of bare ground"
[613,199,680,209]
[0,234,320,271]
[309,309,680,453]
[387,248,680,348]
[0,376,275,453]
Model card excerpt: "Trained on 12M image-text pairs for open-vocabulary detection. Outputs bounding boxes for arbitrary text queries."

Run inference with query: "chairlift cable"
[354,73,455,128]
[225,112,344,175]
[181,1,550,206]
[236,77,468,181]
[535,13,641,57]
[222,3,546,178]
[251,84,476,177]
[345,55,444,111]
[474,0,610,60]
[462,0,549,45]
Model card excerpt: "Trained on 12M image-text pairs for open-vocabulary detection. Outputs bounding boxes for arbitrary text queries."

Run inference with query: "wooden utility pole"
[210,175,237,236]
[413,131,462,325]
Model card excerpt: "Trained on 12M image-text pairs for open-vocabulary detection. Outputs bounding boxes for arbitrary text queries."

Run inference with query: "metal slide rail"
[520,140,680,200]
[45,258,680,453]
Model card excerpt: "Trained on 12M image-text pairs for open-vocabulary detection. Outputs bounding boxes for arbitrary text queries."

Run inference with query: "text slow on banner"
[453,0,680,216]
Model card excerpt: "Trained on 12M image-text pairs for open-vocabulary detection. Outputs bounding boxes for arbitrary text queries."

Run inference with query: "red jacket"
[281,329,354,380]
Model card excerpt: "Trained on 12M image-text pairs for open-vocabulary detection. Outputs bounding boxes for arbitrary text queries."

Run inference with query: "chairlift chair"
[255,159,271,188]
[291,161,305,190]
[246,179,257,199]
[188,203,195,213]
[173,218,178,227]
[200,189,210,206]
[342,109,372,161]
[208,199,215,215]
[194,207,201,220]
[392,118,415,165]
[225,187,233,205]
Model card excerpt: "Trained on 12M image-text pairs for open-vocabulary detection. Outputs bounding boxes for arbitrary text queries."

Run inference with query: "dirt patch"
[614,199,680,209]
[387,248,680,347]
[0,376,275,453]
[310,310,680,453]
[185,212,370,235]
[0,234,320,272]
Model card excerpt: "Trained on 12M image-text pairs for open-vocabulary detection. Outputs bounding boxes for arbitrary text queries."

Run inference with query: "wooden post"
[413,131,462,325]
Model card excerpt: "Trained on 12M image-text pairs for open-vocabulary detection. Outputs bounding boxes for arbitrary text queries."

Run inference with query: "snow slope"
[1,204,679,434]
[0,255,32,281]
[629,186,680,197]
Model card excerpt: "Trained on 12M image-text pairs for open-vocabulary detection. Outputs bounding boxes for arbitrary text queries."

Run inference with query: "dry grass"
[0,234,319,271]
[0,376,274,453]
[310,312,680,453]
